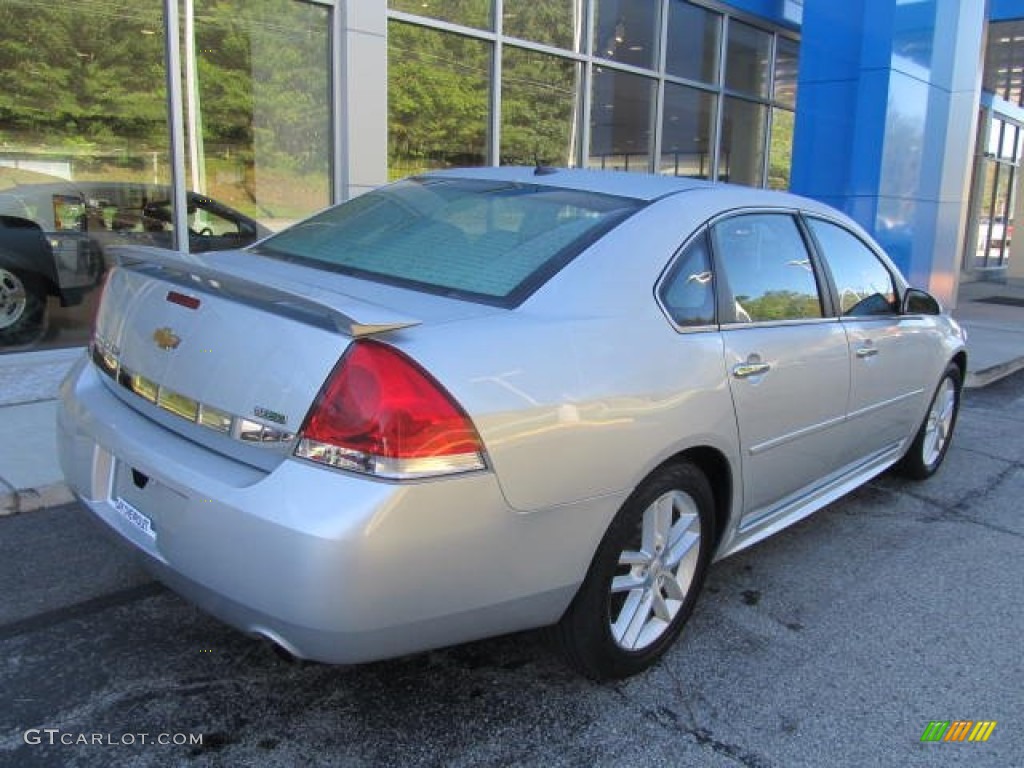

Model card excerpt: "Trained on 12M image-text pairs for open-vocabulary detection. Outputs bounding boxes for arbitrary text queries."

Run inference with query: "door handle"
[855,346,878,358]
[732,362,771,379]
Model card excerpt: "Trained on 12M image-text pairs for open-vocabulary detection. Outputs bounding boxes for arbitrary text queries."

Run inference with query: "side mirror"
[902,287,941,315]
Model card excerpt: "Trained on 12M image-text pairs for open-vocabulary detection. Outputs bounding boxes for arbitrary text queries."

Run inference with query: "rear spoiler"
[110,246,421,338]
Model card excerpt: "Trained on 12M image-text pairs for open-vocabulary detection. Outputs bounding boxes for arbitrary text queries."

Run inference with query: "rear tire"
[0,268,48,349]
[555,462,714,680]
[895,363,961,480]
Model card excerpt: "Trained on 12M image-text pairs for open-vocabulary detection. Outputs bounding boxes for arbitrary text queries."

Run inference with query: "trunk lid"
[91,246,443,469]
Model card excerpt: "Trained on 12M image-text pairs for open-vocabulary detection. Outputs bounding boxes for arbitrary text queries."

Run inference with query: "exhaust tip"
[252,629,301,664]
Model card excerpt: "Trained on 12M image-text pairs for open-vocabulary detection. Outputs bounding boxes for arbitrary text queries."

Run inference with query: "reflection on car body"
[0,179,269,347]
[58,167,967,679]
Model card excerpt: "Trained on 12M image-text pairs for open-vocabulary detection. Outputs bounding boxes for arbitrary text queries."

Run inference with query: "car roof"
[423,166,717,202]
[424,167,888,276]
[422,166,839,215]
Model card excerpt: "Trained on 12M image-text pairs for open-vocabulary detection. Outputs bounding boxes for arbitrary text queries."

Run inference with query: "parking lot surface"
[2,373,1023,767]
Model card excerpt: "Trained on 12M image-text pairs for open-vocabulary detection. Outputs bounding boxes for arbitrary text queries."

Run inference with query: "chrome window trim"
[655,206,867,333]
[719,316,839,330]
[838,314,901,325]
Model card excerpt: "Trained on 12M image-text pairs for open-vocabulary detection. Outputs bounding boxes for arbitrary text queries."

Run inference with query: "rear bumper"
[58,356,611,663]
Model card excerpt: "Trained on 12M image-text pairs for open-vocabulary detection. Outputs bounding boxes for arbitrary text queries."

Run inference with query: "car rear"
[57,171,646,662]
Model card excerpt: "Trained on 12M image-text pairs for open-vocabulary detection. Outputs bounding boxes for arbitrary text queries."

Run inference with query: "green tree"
[0,0,167,150]
[737,289,820,321]
[388,21,491,175]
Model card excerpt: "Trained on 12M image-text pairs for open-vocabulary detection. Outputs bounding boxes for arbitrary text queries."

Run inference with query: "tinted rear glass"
[253,177,642,306]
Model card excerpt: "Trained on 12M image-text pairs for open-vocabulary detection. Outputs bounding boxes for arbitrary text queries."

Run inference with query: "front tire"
[0,268,48,349]
[895,363,962,480]
[555,462,715,680]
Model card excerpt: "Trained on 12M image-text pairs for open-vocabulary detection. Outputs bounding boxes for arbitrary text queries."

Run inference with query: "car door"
[711,212,851,523]
[804,216,932,465]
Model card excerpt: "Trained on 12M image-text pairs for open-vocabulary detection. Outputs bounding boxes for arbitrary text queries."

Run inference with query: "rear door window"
[711,213,824,323]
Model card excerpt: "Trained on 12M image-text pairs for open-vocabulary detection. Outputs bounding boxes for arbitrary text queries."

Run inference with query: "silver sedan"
[58,167,966,679]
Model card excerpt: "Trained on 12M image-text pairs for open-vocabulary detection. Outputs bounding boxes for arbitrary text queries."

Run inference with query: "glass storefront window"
[0,0,169,353]
[768,108,794,190]
[983,20,1024,107]
[774,36,799,108]
[0,0,333,355]
[725,19,772,100]
[389,0,493,31]
[593,0,660,70]
[660,84,716,179]
[994,167,1011,261]
[589,68,656,173]
[665,1,721,85]
[968,112,1022,270]
[385,3,797,192]
[388,22,492,178]
[989,120,1021,162]
[0,0,800,357]
[974,160,1012,269]
[501,47,581,167]
[502,0,584,52]
[719,97,767,186]
[182,0,331,235]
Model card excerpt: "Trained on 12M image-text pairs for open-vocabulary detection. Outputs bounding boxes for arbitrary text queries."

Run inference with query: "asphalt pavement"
[0,363,1022,767]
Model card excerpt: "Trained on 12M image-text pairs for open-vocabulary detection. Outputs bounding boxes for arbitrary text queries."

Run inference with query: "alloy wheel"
[609,489,702,651]
[0,269,28,330]
[922,376,956,468]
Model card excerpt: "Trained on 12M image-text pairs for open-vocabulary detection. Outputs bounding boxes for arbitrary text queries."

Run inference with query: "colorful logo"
[153,327,181,351]
[921,721,997,743]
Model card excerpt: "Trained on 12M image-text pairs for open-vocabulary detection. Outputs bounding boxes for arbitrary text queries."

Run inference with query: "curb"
[0,482,74,517]
[965,356,1024,389]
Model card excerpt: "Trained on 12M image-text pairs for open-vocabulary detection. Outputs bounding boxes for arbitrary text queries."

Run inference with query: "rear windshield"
[252,177,642,306]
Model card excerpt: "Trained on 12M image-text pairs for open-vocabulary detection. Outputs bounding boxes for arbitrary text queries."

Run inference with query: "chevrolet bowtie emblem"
[153,327,181,350]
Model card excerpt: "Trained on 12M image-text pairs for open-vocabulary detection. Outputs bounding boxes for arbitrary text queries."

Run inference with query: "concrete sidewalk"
[0,347,79,515]
[3,280,1024,516]
[955,277,1024,386]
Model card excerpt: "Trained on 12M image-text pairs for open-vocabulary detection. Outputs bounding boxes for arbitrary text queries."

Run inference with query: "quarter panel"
[400,312,738,514]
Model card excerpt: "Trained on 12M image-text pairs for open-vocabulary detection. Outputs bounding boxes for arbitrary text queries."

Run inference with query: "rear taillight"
[89,268,113,340]
[89,269,115,373]
[294,339,486,479]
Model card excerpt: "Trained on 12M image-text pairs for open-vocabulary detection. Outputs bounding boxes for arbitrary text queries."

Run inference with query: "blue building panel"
[990,0,1024,21]
[794,0,865,83]
[790,0,984,304]
[789,79,863,198]
[724,0,799,28]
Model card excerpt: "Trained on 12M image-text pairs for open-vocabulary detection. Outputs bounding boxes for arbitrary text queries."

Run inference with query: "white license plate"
[113,496,156,539]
